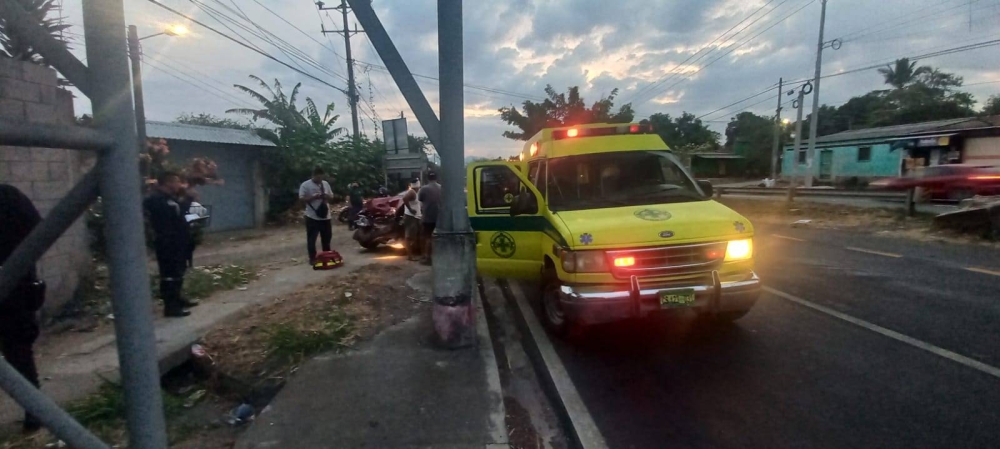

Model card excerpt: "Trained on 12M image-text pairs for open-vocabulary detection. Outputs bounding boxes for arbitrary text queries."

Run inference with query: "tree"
[176,112,250,130]
[0,0,71,63]
[725,112,779,176]
[641,112,720,150]
[229,75,386,219]
[498,85,634,140]
[877,58,932,89]
[984,95,1000,116]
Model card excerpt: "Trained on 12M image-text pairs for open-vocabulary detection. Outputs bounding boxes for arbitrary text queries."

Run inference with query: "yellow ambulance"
[466,123,760,334]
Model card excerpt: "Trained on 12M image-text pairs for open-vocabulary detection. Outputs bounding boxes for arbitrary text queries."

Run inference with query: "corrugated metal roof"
[784,115,1000,149]
[814,117,974,143]
[146,121,276,147]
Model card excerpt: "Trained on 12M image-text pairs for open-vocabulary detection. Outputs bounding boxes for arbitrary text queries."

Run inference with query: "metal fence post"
[82,0,168,446]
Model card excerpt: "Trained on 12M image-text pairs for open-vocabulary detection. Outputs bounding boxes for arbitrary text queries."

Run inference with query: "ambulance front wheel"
[541,277,576,337]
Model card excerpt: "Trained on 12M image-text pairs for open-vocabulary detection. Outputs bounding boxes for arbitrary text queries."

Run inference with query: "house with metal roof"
[147,121,276,231]
[782,115,1000,184]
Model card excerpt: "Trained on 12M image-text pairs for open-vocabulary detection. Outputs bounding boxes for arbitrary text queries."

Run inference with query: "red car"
[882,164,1000,201]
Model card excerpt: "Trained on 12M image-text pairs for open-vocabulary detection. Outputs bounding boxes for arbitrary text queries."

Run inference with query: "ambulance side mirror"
[510,189,538,216]
[697,180,714,198]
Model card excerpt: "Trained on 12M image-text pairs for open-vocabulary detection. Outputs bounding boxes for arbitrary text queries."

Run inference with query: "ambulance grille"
[606,242,727,279]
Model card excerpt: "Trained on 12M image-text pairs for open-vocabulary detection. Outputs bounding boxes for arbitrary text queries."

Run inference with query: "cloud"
[55,0,1000,158]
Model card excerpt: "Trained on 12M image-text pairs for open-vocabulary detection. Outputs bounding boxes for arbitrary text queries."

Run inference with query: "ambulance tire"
[540,274,581,338]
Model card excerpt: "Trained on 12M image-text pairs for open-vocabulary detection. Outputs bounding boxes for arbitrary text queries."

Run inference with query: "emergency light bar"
[552,124,654,140]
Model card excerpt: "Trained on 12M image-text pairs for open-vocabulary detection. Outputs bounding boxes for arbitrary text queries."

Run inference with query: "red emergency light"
[552,124,653,140]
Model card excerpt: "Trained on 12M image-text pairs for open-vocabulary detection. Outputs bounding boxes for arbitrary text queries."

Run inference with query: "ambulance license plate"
[659,289,695,308]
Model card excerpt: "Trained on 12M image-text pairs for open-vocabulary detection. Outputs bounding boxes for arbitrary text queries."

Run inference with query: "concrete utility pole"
[347,0,473,347]
[788,84,808,202]
[126,26,146,149]
[319,0,362,141]
[433,0,477,348]
[805,0,841,187]
[770,77,783,180]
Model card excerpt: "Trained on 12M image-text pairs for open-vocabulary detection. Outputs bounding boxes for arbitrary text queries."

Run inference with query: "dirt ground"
[3,261,428,449]
[719,198,1000,248]
[170,261,428,448]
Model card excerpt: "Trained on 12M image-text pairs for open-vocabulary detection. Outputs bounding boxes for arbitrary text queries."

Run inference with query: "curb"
[474,280,511,447]
[497,279,608,449]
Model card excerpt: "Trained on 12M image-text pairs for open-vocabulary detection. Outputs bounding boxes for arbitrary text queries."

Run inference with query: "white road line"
[966,266,1000,277]
[506,280,609,449]
[764,286,1000,380]
[771,234,806,242]
[845,247,903,258]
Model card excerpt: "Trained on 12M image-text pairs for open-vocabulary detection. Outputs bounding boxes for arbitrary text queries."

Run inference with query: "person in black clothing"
[144,171,196,317]
[0,184,45,433]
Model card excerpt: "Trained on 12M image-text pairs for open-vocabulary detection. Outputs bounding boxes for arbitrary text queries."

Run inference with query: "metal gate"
[0,0,168,447]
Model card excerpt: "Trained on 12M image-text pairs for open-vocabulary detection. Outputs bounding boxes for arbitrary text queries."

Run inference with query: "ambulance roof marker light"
[629,124,640,133]
[530,142,538,156]
[566,128,579,138]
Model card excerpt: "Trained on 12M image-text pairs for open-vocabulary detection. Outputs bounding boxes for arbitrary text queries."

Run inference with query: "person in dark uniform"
[144,171,196,317]
[0,184,45,433]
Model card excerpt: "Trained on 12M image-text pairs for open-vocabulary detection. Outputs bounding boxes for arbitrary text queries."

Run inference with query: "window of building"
[797,150,806,164]
[857,146,872,162]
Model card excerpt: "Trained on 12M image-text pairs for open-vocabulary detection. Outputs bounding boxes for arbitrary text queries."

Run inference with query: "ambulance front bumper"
[558,271,760,325]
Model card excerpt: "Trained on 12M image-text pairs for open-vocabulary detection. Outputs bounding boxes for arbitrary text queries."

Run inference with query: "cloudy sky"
[59,0,1000,159]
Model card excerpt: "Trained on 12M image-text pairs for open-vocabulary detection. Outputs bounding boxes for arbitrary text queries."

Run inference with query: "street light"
[138,24,189,41]
[128,24,188,151]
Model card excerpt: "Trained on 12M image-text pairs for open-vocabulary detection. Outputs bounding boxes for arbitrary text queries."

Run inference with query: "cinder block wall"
[0,58,94,318]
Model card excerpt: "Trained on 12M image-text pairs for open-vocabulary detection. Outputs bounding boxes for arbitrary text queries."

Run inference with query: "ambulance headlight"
[559,250,608,273]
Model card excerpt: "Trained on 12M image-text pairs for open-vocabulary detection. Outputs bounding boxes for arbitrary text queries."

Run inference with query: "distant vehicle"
[880,164,1000,201]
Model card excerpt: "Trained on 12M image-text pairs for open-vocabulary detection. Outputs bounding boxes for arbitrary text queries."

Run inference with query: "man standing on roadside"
[145,171,197,318]
[418,172,441,265]
[0,184,45,432]
[299,167,334,263]
[401,179,422,261]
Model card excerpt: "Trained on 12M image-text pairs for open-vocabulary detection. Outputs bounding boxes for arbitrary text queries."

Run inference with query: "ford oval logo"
[659,231,674,238]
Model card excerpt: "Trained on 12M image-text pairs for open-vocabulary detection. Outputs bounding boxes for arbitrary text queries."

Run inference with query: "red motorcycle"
[351,195,406,250]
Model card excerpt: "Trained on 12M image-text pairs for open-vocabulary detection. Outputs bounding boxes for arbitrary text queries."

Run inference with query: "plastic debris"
[344,292,353,298]
[792,219,812,228]
[184,389,207,408]
[105,314,114,321]
[237,286,248,291]
[228,403,256,425]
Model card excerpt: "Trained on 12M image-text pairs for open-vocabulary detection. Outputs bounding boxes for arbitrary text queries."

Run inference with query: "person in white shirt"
[299,167,334,263]
[401,179,422,261]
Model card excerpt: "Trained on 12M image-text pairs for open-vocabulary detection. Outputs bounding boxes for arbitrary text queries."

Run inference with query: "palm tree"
[0,0,72,62]
[877,58,931,89]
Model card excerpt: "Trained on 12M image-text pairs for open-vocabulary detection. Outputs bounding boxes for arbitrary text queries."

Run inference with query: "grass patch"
[180,264,258,300]
[267,311,354,362]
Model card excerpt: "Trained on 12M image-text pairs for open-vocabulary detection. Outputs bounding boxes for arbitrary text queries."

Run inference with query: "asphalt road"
[518,228,1000,448]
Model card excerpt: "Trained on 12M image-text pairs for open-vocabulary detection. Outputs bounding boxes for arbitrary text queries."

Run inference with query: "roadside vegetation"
[2,263,425,448]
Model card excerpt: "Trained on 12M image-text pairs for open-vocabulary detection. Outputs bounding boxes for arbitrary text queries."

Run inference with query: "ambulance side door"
[466,162,544,280]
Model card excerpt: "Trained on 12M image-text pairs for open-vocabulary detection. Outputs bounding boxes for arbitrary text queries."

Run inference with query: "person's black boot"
[162,278,190,318]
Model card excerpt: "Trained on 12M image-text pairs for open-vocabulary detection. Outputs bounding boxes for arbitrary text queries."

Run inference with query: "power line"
[626,0,782,105]
[641,0,817,108]
[696,84,782,120]
[142,57,258,110]
[147,0,349,95]
[840,0,987,43]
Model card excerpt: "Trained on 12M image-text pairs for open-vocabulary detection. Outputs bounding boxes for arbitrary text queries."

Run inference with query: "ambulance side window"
[477,166,521,212]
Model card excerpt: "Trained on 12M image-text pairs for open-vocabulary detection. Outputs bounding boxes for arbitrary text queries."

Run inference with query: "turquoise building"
[782,117,1000,184]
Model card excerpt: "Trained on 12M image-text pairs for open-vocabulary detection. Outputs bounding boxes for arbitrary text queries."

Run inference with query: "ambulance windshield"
[545,151,707,211]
